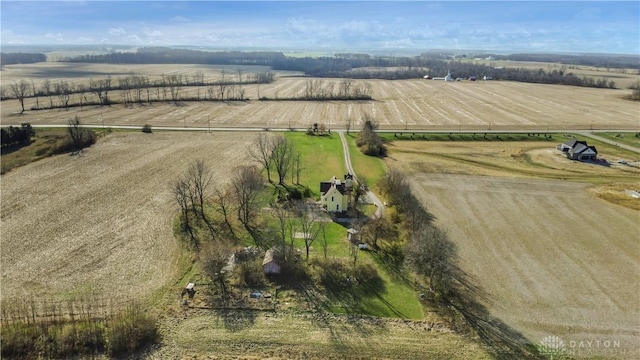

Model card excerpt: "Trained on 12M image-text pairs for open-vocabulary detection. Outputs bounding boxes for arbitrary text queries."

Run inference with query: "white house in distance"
[320,174,353,213]
[432,70,453,81]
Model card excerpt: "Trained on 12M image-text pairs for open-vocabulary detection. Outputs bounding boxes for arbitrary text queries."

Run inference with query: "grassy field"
[2,63,639,132]
[149,309,492,359]
[344,133,388,193]
[594,132,640,148]
[285,132,345,197]
[387,139,640,358]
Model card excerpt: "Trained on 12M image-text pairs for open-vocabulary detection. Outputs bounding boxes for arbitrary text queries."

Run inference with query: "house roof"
[262,248,280,266]
[570,143,597,155]
[320,177,346,195]
[320,181,333,194]
[562,139,587,148]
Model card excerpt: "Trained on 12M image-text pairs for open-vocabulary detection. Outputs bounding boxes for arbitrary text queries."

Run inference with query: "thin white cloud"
[109,27,126,36]
[143,28,163,38]
[170,16,190,22]
[45,33,65,42]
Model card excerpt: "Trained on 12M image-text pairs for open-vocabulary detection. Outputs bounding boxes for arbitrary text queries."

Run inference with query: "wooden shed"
[262,248,282,274]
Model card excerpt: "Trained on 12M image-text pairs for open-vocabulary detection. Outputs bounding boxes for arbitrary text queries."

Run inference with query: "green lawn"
[594,132,640,149]
[344,134,387,192]
[327,257,424,320]
[286,132,346,197]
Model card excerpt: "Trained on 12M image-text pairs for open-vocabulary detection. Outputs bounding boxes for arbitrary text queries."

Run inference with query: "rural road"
[338,131,385,219]
[576,131,640,154]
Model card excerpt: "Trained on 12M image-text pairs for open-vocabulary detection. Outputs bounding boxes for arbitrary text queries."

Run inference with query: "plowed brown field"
[1,63,638,131]
[1,131,257,301]
[388,141,640,358]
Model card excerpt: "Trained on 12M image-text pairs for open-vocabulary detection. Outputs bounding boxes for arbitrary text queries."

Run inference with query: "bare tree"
[76,84,87,108]
[345,117,353,135]
[271,135,294,185]
[232,165,264,228]
[356,113,385,156]
[10,80,30,114]
[202,239,233,304]
[187,159,212,222]
[249,133,276,183]
[217,69,227,100]
[89,77,111,106]
[55,81,72,110]
[166,74,182,103]
[67,115,86,153]
[42,79,53,108]
[172,177,191,231]
[30,81,39,109]
[212,186,236,238]
[293,201,320,261]
[319,222,329,260]
[405,225,456,299]
[360,216,394,249]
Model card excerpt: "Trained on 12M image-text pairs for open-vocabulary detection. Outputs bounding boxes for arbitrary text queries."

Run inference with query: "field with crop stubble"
[1,63,639,131]
[387,140,640,358]
[0,132,258,303]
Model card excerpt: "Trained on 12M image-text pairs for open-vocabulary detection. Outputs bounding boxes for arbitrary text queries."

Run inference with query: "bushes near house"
[356,115,386,156]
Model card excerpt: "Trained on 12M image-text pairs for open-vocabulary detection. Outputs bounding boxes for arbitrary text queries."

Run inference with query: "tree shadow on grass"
[299,281,388,351]
[216,308,257,332]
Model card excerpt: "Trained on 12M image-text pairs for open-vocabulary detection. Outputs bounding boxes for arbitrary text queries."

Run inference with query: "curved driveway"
[338,131,385,219]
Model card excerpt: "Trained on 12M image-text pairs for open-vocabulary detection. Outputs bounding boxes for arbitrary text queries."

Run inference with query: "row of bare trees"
[2,71,276,112]
[172,160,264,247]
[299,79,372,100]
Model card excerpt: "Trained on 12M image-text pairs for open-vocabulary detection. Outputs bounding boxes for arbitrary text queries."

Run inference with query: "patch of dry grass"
[147,309,492,359]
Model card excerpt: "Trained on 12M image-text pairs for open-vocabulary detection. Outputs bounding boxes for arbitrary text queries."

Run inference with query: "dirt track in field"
[1,63,638,131]
[0,132,257,302]
[389,142,640,358]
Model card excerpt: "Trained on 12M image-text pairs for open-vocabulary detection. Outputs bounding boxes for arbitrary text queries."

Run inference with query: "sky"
[1,1,638,54]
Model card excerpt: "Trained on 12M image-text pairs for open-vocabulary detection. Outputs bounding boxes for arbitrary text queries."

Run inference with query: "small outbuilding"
[347,228,359,244]
[262,248,282,275]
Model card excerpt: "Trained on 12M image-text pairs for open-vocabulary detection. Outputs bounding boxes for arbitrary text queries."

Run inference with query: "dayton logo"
[539,335,566,357]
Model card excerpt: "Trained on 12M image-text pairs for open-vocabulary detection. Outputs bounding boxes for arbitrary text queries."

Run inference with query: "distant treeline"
[64,47,286,65]
[59,47,627,89]
[485,53,640,70]
[0,52,47,66]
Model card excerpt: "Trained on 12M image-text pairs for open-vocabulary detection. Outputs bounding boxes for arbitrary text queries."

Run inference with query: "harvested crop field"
[0,131,257,302]
[388,141,640,358]
[2,63,639,131]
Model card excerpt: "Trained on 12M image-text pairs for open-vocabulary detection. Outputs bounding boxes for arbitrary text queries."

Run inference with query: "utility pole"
[208,115,211,133]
